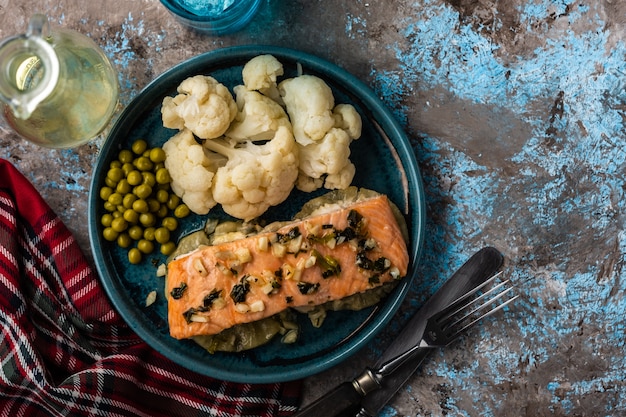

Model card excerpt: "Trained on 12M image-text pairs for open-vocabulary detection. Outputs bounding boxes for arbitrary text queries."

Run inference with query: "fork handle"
[356,347,432,416]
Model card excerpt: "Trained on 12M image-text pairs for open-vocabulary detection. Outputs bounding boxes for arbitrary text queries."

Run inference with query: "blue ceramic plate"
[88,46,425,383]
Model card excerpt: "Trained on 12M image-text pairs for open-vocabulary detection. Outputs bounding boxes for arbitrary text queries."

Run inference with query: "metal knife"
[354,246,505,417]
[294,246,504,417]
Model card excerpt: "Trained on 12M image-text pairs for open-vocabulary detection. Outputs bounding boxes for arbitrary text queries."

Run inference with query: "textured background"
[1,0,625,415]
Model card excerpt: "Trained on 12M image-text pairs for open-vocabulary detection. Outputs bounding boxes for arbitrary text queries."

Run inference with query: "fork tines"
[435,271,519,341]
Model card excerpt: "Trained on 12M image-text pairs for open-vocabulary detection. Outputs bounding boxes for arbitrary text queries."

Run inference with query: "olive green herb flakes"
[170,282,188,300]
[230,276,251,304]
[297,281,320,295]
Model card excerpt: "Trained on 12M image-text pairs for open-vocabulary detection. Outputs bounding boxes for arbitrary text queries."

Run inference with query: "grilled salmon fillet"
[166,193,409,340]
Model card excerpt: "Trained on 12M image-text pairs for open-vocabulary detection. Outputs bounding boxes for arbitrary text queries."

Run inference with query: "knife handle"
[294,380,365,417]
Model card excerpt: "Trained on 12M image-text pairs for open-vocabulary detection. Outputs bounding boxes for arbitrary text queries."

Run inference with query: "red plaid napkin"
[0,159,301,417]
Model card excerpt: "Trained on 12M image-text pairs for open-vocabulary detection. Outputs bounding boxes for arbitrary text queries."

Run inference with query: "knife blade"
[294,246,504,417]
[353,246,504,417]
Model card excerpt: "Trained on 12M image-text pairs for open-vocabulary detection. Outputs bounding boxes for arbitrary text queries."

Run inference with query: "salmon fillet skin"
[166,194,409,340]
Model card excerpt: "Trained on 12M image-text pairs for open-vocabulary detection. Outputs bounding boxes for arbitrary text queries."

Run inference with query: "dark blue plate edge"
[88,45,426,383]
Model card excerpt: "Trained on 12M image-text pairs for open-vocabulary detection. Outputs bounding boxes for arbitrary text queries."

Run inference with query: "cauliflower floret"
[296,128,356,192]
[295,175,324,193]
[242,54,284,102]
[279,75,336,145]
[204,126,299,221]
[161,94,187,130]
[280,75,362,192]
[325,162,356,190]
[161,75,237,140]
[226,86,292,141]
[332,103,362,140]
[162,129,225,214]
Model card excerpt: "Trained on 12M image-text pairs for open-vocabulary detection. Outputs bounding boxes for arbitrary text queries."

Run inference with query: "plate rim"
[88,45,426,383]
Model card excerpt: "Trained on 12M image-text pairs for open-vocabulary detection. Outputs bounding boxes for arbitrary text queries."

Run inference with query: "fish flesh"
[166,193,409,340]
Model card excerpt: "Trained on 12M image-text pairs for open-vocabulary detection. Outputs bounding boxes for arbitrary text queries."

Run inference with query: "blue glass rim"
[160,0,262,24]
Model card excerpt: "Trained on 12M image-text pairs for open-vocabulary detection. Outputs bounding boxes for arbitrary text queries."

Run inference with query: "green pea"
[128,247,142,264]
[134,156,153,172]
[101,213,114,227]
[107,192,123,206]
[139,212,156,227]
[102,227,119,242]
[174,204,190,218]
[121,162,135,176]
[103,201,117,212]
[111,217,128,233]
[123,209,139,224]
[111,210,123,218]
[127,170,143,186]
[141,172,156,187]
[155,167,171,185]
[149,147,166,163]
[161,217,178,231]
[160,242,176,256]
[107,167,124,184]
[137,239,154,254]
[147,198,161,213]
[167,194,181,210]
[118,149,134,164]
[109,160,122,169]
[116,179,132,195]
[134,184,152,200]
[104,177,117,188]
[99,186,113,201]
[154,227,170,244]
[132,139,148,155]
[132,199,149,214]
[117,233,132,248]
[128,225,143,241]
[143,227,156,241]
[156,189,169,204]
[122,193,137,209]
[156,205,168,218]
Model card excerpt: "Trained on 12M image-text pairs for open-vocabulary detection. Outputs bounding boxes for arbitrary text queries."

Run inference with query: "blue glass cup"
[160,0,263,35]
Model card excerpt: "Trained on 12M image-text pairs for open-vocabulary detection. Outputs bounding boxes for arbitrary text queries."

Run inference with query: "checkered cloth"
[0,159,301,417]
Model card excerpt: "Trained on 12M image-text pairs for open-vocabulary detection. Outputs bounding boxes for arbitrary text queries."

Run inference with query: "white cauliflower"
[159,55,366,218]
[161,75,237,139]
[279,75,363,192]
[161,94,187,130]
[162,129,225,214]
[225,85,292,141]
[203,126,299,221]
[242,54,284,103]
[332,103,362,140]
[279,75,336,146]
[296,128,356,192]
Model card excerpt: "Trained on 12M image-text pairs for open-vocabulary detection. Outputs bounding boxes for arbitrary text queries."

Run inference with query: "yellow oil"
[4,33,118,148]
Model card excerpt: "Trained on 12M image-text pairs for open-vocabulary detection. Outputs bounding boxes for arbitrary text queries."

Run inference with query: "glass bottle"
[0,14,119,148]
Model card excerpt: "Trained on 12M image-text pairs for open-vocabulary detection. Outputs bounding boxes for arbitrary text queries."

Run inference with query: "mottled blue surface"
[364,1,626,415]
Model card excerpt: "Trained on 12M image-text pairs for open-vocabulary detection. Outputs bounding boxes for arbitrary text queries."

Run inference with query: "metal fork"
[419,271,519,349]
[351,272,519,399]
